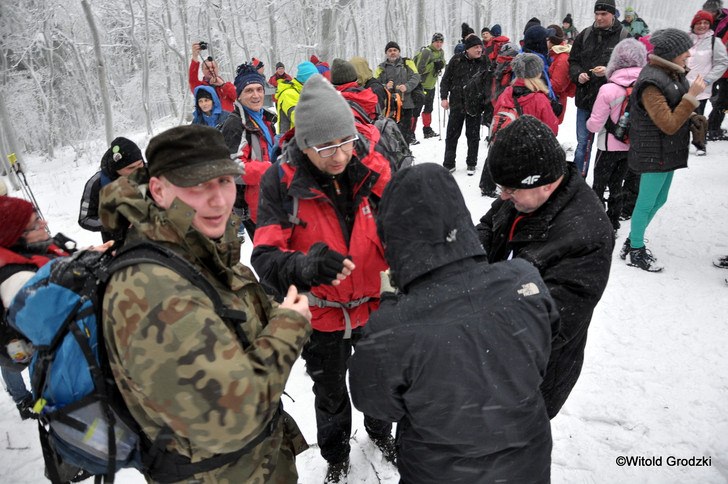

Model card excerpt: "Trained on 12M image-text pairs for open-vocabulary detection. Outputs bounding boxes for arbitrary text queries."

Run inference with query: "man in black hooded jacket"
[476,116,614,419]
[350,163,557,483]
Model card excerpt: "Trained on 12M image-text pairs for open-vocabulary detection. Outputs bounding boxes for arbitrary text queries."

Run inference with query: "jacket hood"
[193,85,223,115]
[501,82,544,109]
[376,164,485,291]
[350,56,373,85]
[608,66,642,86]
[99,168,242,284]
[551,44,572,55]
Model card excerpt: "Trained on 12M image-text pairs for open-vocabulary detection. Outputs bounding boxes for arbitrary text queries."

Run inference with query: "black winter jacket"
[440,52,490,112]
[569,19,630,110]
[350,164,555,484]
[477,164,614,418]
[628,57,691,174]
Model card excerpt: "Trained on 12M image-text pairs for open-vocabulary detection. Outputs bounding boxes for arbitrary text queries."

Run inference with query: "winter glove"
[297,242,347,287]
[379,270,397,296]
[433,59,445,72]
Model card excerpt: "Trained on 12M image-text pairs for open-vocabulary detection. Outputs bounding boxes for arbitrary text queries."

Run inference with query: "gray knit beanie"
[512,53,544,79]
[295,74,356,150]
[488,115,566,189]
[651,28,693,61]
[702,0,723,14]
[330,58,359,85]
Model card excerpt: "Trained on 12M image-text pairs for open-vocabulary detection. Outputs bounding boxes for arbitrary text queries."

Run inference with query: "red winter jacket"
[494,80,559,135]
[549,47,577,124]
[252,127,391,332]
[188,59,237,112]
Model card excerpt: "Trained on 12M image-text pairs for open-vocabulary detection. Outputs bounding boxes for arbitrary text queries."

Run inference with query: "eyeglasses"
[311,135,359,158]
[496,185,519,195]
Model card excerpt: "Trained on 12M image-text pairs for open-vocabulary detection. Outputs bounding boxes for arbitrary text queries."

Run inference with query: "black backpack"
[8,242,274,483]
[348,100,414,171]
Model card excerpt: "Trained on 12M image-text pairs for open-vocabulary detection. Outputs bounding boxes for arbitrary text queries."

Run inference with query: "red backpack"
[488,96,522,145]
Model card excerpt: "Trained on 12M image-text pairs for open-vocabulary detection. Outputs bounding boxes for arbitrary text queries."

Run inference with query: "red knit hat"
[0,196,35,248]
[692,10,714,28]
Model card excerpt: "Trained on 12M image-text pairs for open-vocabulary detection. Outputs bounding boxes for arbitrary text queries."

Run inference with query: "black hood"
[377,164,485,291]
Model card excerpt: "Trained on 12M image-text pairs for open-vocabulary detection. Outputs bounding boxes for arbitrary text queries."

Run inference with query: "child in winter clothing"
[192,85,230,128]
[587,38,647,232]
[493,53,559,135]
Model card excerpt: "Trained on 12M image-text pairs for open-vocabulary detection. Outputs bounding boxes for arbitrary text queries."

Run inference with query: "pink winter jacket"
[586,66,642,152]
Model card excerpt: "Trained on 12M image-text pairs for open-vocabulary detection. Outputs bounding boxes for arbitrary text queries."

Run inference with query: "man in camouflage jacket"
[100,124,312,483]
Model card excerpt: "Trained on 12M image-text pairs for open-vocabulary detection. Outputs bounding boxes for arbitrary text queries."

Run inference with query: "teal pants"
[629,171,674,249]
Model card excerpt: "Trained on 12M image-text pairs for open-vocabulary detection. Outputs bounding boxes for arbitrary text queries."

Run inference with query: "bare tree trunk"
[0,93,24,191]
[81,0,113,144]
[127,0,153,134]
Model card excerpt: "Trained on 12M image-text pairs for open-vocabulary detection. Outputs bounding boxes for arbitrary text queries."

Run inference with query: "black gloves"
[297,242,347,287]
[433,59,445,72]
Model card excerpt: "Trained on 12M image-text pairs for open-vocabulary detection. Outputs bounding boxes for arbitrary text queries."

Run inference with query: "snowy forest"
[0,0,710,165]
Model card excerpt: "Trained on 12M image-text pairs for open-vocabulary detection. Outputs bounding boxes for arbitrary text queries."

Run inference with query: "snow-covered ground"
[1,98,727,483]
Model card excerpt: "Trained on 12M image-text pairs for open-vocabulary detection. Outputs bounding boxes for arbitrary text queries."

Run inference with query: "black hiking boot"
[467,166,476,176]
[324,457,350,483]
[706,129,728,141]
[628,246,663,272]
[714,255,728,269]
[619,238,631,260]
[423,127,438,138]
[370,434,398,464]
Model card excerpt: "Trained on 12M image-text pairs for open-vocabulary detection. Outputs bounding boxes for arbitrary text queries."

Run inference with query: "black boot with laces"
[628,246,663,272]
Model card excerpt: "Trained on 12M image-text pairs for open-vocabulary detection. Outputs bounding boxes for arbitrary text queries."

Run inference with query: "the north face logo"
[521,175,541,185]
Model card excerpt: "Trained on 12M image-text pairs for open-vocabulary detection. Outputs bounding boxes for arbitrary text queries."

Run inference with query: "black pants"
[592,150,628,230]
[621,169,640,218]
[443,109,480,169]
[479,151,497,194]
[708,77,728,132]
[301,328,392,464]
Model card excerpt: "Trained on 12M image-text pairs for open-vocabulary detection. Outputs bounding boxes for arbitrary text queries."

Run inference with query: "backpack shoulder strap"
[107,242,250,348]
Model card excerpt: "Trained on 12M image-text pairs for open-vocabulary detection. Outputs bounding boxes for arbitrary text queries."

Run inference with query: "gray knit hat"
[702,0,723,14]
[295,74,356,150]
[512,53,544,79]
[330,58,358,85]
[488,115,566,189]
[650,28,693,61]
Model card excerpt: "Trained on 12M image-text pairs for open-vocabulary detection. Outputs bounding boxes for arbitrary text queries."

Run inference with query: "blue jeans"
[1,367,31,404]
[574,108,595,177]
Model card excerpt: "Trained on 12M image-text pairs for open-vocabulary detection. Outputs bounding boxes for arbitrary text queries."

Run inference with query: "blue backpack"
[8,242,266,483]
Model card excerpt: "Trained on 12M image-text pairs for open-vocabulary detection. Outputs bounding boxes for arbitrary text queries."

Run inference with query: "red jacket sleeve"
[549,56,572,97]
[188,59,202,93]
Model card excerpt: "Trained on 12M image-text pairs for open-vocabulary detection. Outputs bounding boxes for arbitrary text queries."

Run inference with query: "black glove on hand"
[298,242,347,287]
[433,59,445,72]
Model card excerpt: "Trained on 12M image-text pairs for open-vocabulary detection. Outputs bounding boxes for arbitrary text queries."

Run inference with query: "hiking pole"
[436,76,442,141]
[8,153,49,234]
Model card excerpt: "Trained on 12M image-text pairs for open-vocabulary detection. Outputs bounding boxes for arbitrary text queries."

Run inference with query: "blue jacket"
[192,85,230,128]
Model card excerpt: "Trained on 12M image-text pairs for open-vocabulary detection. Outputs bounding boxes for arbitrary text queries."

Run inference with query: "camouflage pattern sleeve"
[103,262,311,456]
